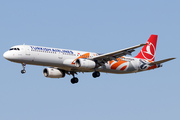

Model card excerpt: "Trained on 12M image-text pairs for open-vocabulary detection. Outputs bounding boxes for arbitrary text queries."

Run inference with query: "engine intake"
[43,68,65,78]
[75,59,96,69]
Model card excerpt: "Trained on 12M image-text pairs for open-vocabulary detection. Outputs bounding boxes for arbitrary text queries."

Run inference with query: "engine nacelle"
[43,68,65,78]
[75,59,96,69]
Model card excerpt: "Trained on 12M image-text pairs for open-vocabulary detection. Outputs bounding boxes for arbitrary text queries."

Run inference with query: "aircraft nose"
[3,51,11,60]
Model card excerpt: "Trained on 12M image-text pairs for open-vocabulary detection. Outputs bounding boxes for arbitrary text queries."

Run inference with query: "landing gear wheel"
[21,63,26,74]
[21,70,26,74]
[92,71,100,78]
[71,77,79,84]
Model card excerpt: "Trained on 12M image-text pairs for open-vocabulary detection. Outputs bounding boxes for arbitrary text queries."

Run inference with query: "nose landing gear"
[21,63,26,74]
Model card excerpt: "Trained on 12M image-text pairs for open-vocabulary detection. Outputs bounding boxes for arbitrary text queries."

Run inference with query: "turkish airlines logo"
[141,41,155,60]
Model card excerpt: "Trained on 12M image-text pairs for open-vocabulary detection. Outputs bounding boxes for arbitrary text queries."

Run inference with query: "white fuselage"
[3,45,156,74]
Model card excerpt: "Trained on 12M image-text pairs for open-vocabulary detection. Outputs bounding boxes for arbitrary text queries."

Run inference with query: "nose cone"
[3,51,11,60]
[3,51,19,62]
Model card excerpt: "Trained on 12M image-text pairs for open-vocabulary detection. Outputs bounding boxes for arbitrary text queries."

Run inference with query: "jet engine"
[75,59,96,69]
[43,68,65,78]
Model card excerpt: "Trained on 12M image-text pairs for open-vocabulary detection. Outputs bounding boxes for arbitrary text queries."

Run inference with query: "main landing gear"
[70,71,100,84]
[21,63,26,74]
[70,72,79,84]
[92,71,100,78]
[71,77,79,84]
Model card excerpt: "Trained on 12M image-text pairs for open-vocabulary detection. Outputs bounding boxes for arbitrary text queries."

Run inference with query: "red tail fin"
[135,34,158,61]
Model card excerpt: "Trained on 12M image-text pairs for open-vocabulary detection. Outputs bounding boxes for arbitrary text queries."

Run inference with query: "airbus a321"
[3,35,175,84]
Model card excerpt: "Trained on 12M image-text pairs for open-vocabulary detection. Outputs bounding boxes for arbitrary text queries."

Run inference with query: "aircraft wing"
[149,58,176,66]
[91,44,146,65]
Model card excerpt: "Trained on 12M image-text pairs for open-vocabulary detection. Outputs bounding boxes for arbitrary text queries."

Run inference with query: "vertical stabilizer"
[135,35,158,61]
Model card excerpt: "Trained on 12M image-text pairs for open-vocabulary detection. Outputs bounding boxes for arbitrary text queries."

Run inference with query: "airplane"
[3,35,175,84]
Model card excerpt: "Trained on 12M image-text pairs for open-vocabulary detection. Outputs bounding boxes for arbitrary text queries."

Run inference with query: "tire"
[21,70,26,74]
[71,77,79,84]
[92,71,100,78]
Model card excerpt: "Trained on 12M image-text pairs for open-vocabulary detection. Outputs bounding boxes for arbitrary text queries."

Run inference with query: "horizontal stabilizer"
[149,58,176,66]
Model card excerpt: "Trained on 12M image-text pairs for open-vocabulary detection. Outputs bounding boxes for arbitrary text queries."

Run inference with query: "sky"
[0,0,179,120]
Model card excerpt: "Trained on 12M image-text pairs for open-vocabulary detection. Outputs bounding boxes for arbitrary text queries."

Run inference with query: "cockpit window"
[9,48,20,51]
